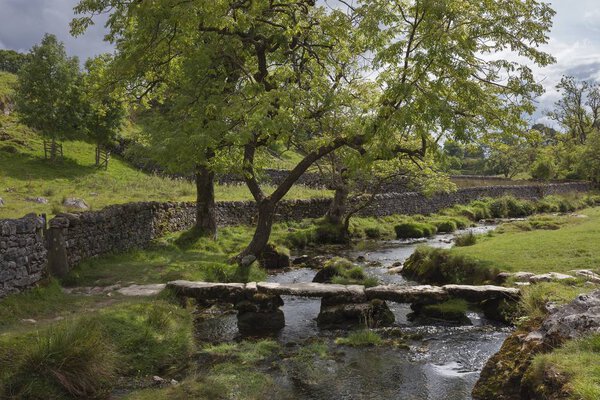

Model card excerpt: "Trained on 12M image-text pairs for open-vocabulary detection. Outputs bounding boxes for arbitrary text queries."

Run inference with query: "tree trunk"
[95,145,100,167]
[239,199,276,260]
[325,183,349,226]
[195,163,218,238]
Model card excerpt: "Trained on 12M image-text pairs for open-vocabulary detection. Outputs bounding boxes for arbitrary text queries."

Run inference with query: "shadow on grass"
[0,151,97,181]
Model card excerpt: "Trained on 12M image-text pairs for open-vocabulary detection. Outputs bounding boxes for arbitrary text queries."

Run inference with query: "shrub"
[394,222,437,239]
[531,155,557,181]
[454,232,477,246]
[3,318,116,399]
[434,219,457,233]
[402,246,499,285]
[488,196,535,219]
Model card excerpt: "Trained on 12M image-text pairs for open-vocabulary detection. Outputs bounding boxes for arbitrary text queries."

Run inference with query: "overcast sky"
[1,0,599,124]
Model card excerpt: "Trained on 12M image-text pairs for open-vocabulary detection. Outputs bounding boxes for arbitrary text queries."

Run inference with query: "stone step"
[166,280,247,300]
[365,285,449,304]
[442,284,521,302]
[256,282,365,298]
[166,280,521,303]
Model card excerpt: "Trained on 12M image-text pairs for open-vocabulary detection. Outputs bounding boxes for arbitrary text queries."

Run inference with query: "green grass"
[402,246,500,285]
[124,340,280,400]
[0,279,129,333]
[516,282,589,325]
[0,317,116,399]
[0,299,194,399]
[316,257,380,287]
[526,334,600,400]
[63,225,269,287]
[335,330,383,347]
[0,111,330,219]
[0,71,16,103]
[453,208,600,274]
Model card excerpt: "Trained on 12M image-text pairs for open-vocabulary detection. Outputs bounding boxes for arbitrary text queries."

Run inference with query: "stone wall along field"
[0,214,46,298]
[0,181,592,298]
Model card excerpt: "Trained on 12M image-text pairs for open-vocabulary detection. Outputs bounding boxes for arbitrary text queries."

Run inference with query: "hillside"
[0,72,330,219]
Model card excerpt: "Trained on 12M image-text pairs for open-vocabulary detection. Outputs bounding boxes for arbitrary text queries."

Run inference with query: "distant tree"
[15,34,83,160]
[580,130,600,184]
[547,76,600,144]
[531,123,560,146]
[531,152,557,181]
[0,49,29,73]
[82,55,127,169]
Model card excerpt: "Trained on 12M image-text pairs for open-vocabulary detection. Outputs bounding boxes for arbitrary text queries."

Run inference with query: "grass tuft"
[335,330,383,347]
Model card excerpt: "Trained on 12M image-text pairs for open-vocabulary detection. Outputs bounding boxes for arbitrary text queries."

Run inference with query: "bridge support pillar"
[317,294,395,329]
[236,293,285,335]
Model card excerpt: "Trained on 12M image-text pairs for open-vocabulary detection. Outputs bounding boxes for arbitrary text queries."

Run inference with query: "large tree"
[548,76,600,144]
[73,0,555,261]
[15,34,83,160]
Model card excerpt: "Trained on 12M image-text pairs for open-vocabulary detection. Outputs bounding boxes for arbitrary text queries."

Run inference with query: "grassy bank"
[0,115,330,220]
[453,208,600,274]
[0,298,195,399]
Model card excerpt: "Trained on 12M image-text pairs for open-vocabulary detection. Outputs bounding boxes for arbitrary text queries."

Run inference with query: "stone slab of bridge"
[166,280,520,335]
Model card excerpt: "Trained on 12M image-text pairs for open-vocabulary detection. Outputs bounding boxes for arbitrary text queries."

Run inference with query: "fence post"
[46,216,70,278]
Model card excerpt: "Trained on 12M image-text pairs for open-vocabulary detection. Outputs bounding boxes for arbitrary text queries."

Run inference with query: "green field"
[453,208,600,274]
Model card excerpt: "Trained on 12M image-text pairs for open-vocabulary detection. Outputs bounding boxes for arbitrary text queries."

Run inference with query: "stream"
[195,225,509,400]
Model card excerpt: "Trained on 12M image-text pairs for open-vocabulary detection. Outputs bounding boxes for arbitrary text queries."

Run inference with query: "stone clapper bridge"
[167,281,520,334]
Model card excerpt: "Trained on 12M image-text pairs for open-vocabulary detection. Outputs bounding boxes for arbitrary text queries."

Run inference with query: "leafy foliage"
[15,34,84,146]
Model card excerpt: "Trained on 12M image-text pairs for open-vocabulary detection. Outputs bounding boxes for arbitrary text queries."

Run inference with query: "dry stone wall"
[0,181,592,298]
[0,214,46,298]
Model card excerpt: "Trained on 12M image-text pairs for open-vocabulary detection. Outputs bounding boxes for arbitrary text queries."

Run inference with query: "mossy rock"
[472,329,544,400]
[237,309,285,336]
[409,299,471,324]
[258,243,290,269]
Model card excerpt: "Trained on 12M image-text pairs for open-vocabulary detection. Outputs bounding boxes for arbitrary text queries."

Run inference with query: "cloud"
[0,0,111,61]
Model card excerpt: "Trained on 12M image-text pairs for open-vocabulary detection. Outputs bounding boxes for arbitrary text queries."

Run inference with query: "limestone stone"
[365,285,449,304]
[117,284,166,296]
[25,197,49,204]
[62,198,89,210]
[529,272,574,283]
[167,281,246,301]
[570,269,600,284]
[442,284,520,302]
[257,282,365,298]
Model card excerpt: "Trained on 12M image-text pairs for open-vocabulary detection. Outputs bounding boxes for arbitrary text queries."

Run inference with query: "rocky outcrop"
[473,290,600,400]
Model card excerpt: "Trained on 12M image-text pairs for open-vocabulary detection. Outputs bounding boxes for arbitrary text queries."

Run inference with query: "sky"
[0,0,599,124]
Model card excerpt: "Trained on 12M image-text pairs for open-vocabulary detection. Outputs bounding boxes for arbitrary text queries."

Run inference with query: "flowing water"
[195,225,508,400]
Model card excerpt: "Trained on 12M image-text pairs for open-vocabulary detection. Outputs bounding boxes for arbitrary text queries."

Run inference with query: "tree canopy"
[72,0,556,257]
[15,34,84,157]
